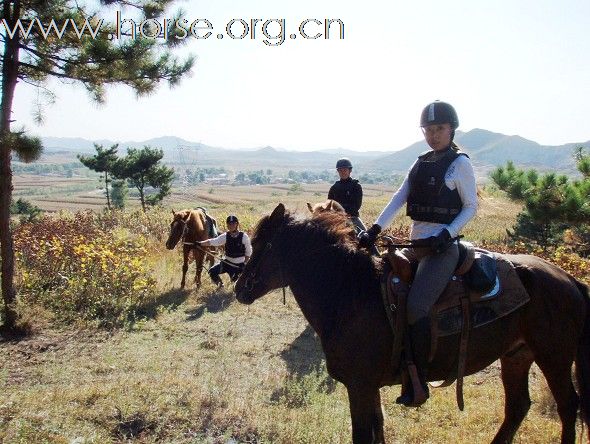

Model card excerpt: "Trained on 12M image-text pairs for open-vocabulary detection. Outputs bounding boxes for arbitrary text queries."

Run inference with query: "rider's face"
[228,221,239,232]
[337,168,352,180]
[422,123,452,151]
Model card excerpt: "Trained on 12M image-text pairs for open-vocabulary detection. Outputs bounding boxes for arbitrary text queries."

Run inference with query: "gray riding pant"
[401,242,459,325]
[350,216,366,233]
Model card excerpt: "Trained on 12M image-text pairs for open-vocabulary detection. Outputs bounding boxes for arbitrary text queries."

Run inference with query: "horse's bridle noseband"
[242,226,288,303]
[243,241,273,292]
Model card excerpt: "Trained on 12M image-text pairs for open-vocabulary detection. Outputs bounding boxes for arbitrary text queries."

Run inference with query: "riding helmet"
[226,215,239,224]
[336,158,353,169]
[420,101,459,129]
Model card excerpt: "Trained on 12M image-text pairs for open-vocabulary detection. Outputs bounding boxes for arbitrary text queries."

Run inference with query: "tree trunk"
[139,187,145,212]
[0,0,21,329]
[139,176,146,212]
[104,172,111,210]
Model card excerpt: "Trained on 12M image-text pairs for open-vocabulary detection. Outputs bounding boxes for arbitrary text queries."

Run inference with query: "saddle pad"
[435,255,530,337]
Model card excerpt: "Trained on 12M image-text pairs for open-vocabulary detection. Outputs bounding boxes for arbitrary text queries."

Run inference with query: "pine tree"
[1,0,193,330]
[113,146,173,211]
[110,179,128,209]
[490,148,590,252]
[78,143,119,210]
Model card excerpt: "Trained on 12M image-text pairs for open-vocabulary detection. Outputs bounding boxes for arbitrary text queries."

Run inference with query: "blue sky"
[11,0,590,151]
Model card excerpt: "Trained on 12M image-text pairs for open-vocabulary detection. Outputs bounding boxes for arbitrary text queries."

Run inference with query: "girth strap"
[456,287,472,411]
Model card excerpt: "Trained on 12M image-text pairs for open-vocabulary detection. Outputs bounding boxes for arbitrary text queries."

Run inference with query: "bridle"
[241,229,287,303]
[242,240,273,292]
[171,217,200,248]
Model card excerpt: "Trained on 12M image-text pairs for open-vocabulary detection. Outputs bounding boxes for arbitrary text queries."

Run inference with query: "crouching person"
[198,215,252,288]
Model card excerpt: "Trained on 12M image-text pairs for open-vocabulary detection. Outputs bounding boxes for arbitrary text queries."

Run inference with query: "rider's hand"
[429,229,452,254]
[358,224,381,249]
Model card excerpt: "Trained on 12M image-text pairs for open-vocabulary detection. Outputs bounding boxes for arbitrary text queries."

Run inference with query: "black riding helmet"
[226,215,239,224]
[336,158,353,169]
[420,101,459,128]
[420,100,459,142]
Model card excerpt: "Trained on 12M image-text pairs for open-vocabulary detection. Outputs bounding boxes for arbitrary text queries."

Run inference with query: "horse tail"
[574,279,590,438]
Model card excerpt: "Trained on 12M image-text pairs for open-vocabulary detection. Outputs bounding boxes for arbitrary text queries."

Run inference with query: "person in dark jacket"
[198,215,252,289]
[328,158,366,232]
[359,101,478,407]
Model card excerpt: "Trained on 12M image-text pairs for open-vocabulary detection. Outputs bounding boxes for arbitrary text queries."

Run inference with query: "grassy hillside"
[1,189,587,443]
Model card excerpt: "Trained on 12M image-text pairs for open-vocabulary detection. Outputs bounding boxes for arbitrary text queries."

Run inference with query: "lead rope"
[187,241,244,268]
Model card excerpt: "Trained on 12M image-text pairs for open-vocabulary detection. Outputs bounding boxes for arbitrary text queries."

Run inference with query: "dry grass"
[0,283,579,443]
[1,184,586,443]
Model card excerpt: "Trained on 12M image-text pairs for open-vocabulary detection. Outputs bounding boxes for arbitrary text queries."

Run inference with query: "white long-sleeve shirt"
[207,231,253,264]
[375,155,478,240]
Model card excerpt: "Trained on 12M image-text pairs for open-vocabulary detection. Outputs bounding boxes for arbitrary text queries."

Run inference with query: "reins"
[242,234,288,304]
[175,218,243,269]
[186,240,241,268]
[376,234,463,250]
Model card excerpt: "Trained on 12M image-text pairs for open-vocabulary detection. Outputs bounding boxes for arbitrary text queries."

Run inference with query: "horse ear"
[172,209,176,216]
[306,202,313,213]
[182,211,191,222]
[327,200,334,210]
[269,203,285,225]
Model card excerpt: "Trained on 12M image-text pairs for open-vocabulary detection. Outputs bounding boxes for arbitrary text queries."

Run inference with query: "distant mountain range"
[41,129,589,176]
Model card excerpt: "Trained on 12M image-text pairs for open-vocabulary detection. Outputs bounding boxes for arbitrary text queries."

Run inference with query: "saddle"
[380,241,530,410]
[196,206,218,238]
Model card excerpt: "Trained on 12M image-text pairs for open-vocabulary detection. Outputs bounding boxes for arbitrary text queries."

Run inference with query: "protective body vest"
[225,232,246,258]
[328,178,362,217]
[406,148,468,224]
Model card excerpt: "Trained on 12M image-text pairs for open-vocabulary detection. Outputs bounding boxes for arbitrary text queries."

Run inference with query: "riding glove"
[358,224,381,249]
[429,228,452,254]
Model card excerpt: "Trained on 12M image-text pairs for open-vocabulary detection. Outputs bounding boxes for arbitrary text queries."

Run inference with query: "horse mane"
[173,208,207,241]
[252,208,382,310]
[252,208,356,246]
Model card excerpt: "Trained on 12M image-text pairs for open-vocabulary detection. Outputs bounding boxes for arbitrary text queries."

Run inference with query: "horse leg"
[491,346,534,444]
[181,246,189,289]
[535,355,579,444]
[373,389,385,443]
[194,249,205,289]
[347,384,385,444]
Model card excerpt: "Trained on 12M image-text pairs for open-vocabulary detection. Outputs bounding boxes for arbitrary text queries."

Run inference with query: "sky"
[10,0,590,152]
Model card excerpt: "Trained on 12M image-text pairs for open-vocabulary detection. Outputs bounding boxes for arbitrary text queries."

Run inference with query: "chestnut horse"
[166,209,215,289]
[307,199,345,215]
[235,204,590,444]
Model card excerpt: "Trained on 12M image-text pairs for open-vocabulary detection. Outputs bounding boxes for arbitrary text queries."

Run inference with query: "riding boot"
[211,275,223,289]
[396,317,431,407]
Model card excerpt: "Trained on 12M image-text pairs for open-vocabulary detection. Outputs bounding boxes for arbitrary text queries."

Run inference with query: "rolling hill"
[40,130,589,176]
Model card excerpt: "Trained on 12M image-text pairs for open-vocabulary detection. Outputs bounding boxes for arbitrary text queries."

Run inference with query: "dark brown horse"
[235,203,590,444]
[166,209,215,289]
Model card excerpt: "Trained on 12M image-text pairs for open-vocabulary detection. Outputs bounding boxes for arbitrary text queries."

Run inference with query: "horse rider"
[358,100,478,406]
[198,215,252,289]
[328,158,367,233]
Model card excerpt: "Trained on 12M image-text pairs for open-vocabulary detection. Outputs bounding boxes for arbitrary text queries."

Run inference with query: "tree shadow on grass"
[184,289,235,321]
[137,288,192,320]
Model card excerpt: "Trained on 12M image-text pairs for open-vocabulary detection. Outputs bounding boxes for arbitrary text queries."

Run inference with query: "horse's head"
[307,199,345,215]
[235,203,290,304]
[166,210,190,250]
